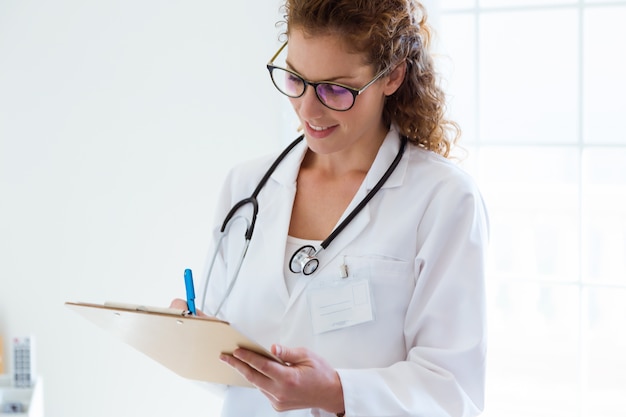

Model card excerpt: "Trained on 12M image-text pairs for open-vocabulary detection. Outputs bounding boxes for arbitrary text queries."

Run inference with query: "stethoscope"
[201,134,408,316]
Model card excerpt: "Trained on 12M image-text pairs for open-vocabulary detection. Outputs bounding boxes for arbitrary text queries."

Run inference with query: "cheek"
[288,97,300,113]
[348,95,385,123]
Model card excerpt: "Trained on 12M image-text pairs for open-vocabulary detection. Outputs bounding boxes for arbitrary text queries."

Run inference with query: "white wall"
[0,1,286,416]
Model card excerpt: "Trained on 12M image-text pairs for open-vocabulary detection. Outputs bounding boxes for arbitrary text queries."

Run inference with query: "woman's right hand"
[169,298,209,317]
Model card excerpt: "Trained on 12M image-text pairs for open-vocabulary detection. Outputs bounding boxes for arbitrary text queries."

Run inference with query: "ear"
[383,61,407,96]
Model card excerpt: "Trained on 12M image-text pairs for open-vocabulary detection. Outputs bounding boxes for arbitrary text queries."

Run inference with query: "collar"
[363,126,407,191]
[269,126,408,190]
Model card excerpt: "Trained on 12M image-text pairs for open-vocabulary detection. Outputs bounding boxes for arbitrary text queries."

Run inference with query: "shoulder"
[402,145,489,233]
[212,154,276,213]
[404,145,482,201]
[410,148,489,245]
[220,137,306,198]
[224,153,277,188]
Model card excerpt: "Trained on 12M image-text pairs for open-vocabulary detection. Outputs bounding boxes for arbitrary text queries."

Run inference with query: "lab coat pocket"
[344,255,415,320]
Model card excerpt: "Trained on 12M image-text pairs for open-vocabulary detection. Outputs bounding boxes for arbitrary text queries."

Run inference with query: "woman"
[173,1,488,416]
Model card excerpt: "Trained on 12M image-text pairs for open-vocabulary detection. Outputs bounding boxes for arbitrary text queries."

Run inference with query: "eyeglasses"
[266,41,388,112]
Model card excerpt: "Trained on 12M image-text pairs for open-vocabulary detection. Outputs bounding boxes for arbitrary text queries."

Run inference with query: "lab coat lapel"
[253,139,309,306]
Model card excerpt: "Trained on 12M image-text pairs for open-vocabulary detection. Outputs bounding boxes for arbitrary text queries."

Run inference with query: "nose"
[290,84,325,119]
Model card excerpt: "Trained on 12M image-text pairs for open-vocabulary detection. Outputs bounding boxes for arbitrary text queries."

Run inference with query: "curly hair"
[280,0,460,158]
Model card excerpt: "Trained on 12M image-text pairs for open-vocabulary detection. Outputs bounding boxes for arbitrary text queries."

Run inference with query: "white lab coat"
[201,126,489,417]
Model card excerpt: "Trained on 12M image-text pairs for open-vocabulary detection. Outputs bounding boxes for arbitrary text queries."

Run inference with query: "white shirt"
[201,126,489,417]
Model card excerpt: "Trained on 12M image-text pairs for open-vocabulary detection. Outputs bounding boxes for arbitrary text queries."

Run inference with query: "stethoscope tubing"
[201,135,305,315]
[201,134,407,316]
[200,215,251,316]
[219,135,305,240]
[318,136,407,251]
[288,136,407,275]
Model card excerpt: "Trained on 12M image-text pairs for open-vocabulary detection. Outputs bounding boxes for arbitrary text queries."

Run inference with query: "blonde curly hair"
[281,0,459,158]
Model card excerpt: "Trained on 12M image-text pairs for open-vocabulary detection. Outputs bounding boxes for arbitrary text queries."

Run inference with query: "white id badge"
[308,278,374,334]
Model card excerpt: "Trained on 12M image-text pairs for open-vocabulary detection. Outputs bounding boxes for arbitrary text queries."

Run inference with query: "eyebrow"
[285,59,359,84]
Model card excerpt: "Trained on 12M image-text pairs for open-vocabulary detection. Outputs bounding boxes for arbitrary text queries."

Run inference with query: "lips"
[305,121,337,138]
[309,123,332,131]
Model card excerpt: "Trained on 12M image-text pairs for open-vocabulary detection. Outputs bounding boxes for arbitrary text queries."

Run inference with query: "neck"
[303,125,389,177]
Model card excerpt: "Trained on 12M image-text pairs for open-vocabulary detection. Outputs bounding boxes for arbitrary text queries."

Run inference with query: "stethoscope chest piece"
[289,245,319,275]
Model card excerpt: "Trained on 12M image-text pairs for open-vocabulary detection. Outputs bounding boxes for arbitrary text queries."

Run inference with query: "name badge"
[308,278,374,334]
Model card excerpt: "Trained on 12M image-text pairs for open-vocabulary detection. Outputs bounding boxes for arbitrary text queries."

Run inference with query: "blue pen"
[184,268,196,316]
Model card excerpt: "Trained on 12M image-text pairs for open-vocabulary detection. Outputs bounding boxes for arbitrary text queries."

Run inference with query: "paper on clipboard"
[65,301,282,387]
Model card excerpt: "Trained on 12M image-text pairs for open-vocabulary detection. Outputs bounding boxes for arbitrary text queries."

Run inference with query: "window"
[437,1,626,416]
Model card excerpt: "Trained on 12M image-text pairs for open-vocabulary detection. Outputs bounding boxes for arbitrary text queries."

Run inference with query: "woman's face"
[285,28,397,156]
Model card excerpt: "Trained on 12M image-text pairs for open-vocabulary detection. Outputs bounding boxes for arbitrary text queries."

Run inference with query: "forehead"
[285,28,371,80]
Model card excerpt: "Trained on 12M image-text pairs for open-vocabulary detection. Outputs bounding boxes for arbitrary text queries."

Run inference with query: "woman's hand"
[169,298,209,317]
[220,345,345,415]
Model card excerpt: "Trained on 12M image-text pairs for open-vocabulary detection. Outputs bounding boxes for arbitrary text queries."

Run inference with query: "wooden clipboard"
[65,301,281,387]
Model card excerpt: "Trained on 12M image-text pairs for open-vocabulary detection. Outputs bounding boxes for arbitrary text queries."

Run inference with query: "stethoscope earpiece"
[289,245,320,275]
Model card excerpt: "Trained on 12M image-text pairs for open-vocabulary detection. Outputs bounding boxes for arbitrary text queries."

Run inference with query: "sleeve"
[337,180,489,417]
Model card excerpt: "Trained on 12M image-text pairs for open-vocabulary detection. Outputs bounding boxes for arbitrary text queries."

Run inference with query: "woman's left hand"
[220,345,345,414]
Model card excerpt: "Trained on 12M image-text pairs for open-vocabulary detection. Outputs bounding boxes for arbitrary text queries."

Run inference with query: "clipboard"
[65,301,282,387]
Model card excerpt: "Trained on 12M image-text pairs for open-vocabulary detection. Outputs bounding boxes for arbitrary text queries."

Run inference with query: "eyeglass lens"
[271,67,354,111]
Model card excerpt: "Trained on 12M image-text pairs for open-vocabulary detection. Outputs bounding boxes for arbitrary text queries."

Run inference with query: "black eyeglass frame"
[266,41,388,112]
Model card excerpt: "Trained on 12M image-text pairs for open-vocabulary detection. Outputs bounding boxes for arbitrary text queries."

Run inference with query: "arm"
[339,186,489,417]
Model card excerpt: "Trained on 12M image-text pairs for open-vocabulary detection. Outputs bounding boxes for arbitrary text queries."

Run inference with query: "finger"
[170,298,208,316]
[272,344,309,365]
[235,349,285,375]
[169,298,187,309]
[220,352,274,386]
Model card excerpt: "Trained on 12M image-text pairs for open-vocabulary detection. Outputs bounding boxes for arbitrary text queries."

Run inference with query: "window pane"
[456,145,481,178]
[581,148,626,285]
[479,10,579,144]
[440,0,475,10]
[479,147,579,282]
[582,287,626,417]
[484,282,580,417]
[439,14,477,144]
[439,5,626,417]
[583,6,626,145]
[481,0,576,7]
